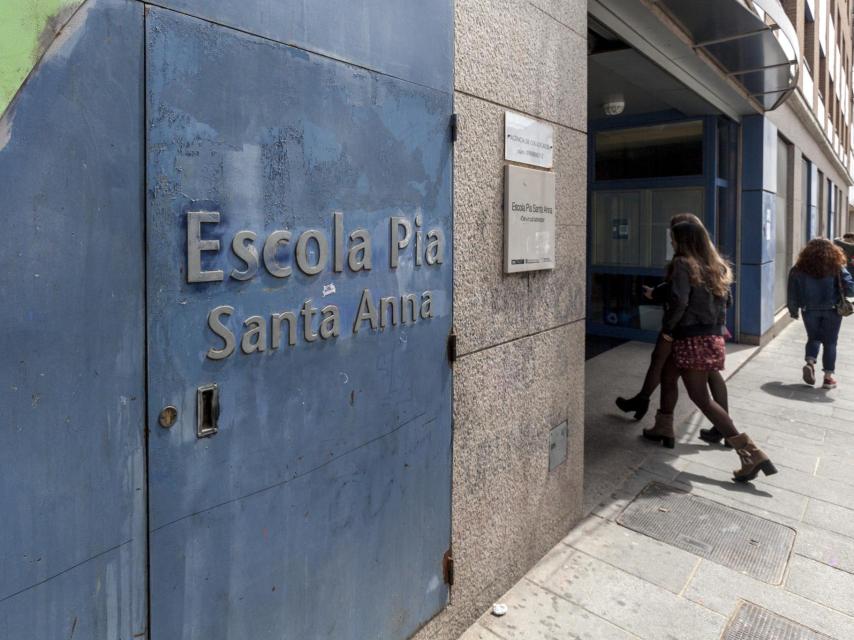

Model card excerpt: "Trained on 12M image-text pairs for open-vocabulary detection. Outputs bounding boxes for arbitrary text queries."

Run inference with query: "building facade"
[588,0,853,346]
[1,1,852,639]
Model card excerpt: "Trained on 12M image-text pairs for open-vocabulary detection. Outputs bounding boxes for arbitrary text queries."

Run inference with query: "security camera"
[603,94,625,116]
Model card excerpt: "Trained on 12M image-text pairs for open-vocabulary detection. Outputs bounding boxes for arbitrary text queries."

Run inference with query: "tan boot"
[726,433,778,482]
[643,412,675,449]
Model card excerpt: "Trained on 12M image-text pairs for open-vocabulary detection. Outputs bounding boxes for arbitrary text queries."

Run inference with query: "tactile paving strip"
[616,482,796,584]
[722,602,836,640]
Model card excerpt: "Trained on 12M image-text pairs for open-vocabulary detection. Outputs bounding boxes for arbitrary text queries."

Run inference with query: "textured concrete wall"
[413,1,587,638]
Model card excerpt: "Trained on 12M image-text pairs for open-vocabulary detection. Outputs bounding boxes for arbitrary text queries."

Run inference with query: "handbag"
[836,272,854,317]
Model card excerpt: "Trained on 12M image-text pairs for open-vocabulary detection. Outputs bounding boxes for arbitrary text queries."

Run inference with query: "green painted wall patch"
[0,0,85,116]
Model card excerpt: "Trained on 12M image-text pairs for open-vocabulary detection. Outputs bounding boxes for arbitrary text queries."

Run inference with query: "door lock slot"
[196,384,219,438]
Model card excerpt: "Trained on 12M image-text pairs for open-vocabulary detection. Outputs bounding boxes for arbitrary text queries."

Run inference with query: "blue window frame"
[587,112,731,342]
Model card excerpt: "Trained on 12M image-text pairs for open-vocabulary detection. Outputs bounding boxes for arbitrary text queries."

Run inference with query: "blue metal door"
[145,8,453,639]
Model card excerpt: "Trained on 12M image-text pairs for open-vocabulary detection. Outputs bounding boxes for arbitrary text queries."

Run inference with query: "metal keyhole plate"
[159,405,178,428]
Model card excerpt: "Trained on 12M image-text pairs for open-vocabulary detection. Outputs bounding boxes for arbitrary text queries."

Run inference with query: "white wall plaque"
[504,165,556,273]
[504,111,554,168]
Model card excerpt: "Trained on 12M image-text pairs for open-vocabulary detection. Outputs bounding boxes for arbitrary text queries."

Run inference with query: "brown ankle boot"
[643,412,675,449]
[726,433,778,482]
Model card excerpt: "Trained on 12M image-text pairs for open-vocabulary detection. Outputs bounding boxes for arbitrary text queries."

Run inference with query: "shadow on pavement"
[677,471,774,498]
[760,380,834,403]
[583,339,767,517]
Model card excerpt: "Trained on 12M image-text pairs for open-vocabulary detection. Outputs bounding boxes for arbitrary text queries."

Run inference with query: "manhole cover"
[617,483,795,584]
[723,602,836,640]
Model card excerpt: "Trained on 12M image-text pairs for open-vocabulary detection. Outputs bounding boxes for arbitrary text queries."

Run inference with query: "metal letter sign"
[146,8,452,640]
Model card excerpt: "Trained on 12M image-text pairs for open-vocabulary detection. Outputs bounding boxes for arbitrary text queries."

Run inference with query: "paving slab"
[822,428,854,450]
[785,555,854,617]
[458,623,504,640]
[736,394,836,418]
[803,500,854,539]
[543,550,726,640]
[792,520,854,574]
[457,321,854,640]
[832,406,854,421]
[563,516,700,593]
[727,408,826,441]
[814,455,854,484]
[525,534,578,586]
[644,439,819,475]
[674,483,801,530]
[765,431,832,457]
[617,482,795,584]
[674,460,809,521]
[684,560,854,639]
[588,470,679,521]
[479,579,640,640]
[721,601,835,640]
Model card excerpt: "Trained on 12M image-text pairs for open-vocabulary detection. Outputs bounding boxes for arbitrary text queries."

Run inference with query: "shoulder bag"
[836,272,854,317]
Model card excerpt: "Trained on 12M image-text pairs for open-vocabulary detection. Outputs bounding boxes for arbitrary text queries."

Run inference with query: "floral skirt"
[673,335,726,371]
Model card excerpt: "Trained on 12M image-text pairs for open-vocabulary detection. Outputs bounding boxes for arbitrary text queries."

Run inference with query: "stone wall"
[413,1,588,637]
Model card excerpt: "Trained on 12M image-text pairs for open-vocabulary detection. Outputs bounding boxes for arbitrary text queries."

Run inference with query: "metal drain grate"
[617,482,796,584]
[723,602,836,640]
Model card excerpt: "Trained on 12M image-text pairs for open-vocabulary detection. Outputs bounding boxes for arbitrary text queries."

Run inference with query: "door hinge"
[450,113,459,142]
[447,332,457,363]
[443,548,454,585]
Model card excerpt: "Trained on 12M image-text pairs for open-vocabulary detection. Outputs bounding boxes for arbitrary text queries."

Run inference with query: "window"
[830,184,839,239]
[827,178,834,237]
[802,156,813,244]
[774,137,792,311]
[804,13,816,74]
[594,121,703,180]
[591,187,705,268]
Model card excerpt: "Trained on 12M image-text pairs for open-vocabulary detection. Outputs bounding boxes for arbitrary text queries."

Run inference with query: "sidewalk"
[459,320,854,640]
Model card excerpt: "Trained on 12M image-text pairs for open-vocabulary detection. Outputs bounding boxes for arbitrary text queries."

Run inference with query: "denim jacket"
[786,266,854,318]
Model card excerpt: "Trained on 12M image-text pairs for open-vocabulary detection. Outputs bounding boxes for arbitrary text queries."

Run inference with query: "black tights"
[640,335,729,413]
[659,358,738,438]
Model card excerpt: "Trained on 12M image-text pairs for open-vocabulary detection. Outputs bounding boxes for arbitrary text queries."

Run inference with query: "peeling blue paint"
[147,0,453,93]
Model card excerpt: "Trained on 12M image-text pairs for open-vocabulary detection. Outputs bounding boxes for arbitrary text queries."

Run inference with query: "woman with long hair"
[787,238,854,389]
[616,213,729,448]
[643,221,777,482]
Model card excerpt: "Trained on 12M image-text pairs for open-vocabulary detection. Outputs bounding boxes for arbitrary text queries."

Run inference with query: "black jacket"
[650,281,670,305]
[661,258,730,338]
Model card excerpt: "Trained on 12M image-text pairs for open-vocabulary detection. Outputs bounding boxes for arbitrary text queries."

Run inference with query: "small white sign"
[505,112,554,169]
[504,165,556,273]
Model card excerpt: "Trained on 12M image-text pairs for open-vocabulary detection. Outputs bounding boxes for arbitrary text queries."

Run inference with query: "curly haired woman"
[787,238,854,389]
